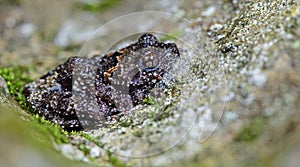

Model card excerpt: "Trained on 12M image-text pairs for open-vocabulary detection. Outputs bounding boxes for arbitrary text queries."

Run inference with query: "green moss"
[80,133,119,162]
[235,117,267,142]
[30,114,70,145]
[81,133,104,148]
[119,119,132,127]
[79,144,91,155]
[0,106,90,167]
[75,0,121,12]
[292,40,300,49]
[0,66,70,145]
[107,150,127,167]
[0,66,33,110]
[143,96,155,105]
[148,111,156,118]
[132,129,143,137]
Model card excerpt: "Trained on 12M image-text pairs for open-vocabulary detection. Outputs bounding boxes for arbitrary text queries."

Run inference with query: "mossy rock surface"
[1,0,300,167]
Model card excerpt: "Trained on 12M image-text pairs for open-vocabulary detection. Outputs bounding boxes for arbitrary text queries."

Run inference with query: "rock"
[0,75,9,95]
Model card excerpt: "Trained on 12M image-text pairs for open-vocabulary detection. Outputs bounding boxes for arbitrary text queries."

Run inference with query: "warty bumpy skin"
[24,34,180,131]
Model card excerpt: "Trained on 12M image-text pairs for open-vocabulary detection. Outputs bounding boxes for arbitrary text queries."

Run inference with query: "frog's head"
[137,33,180,72]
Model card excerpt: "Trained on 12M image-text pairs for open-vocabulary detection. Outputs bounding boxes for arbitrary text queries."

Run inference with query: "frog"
[23,33,180,131]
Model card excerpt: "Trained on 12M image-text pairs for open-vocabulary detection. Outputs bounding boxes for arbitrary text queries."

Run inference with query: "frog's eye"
[139,51,160,71]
